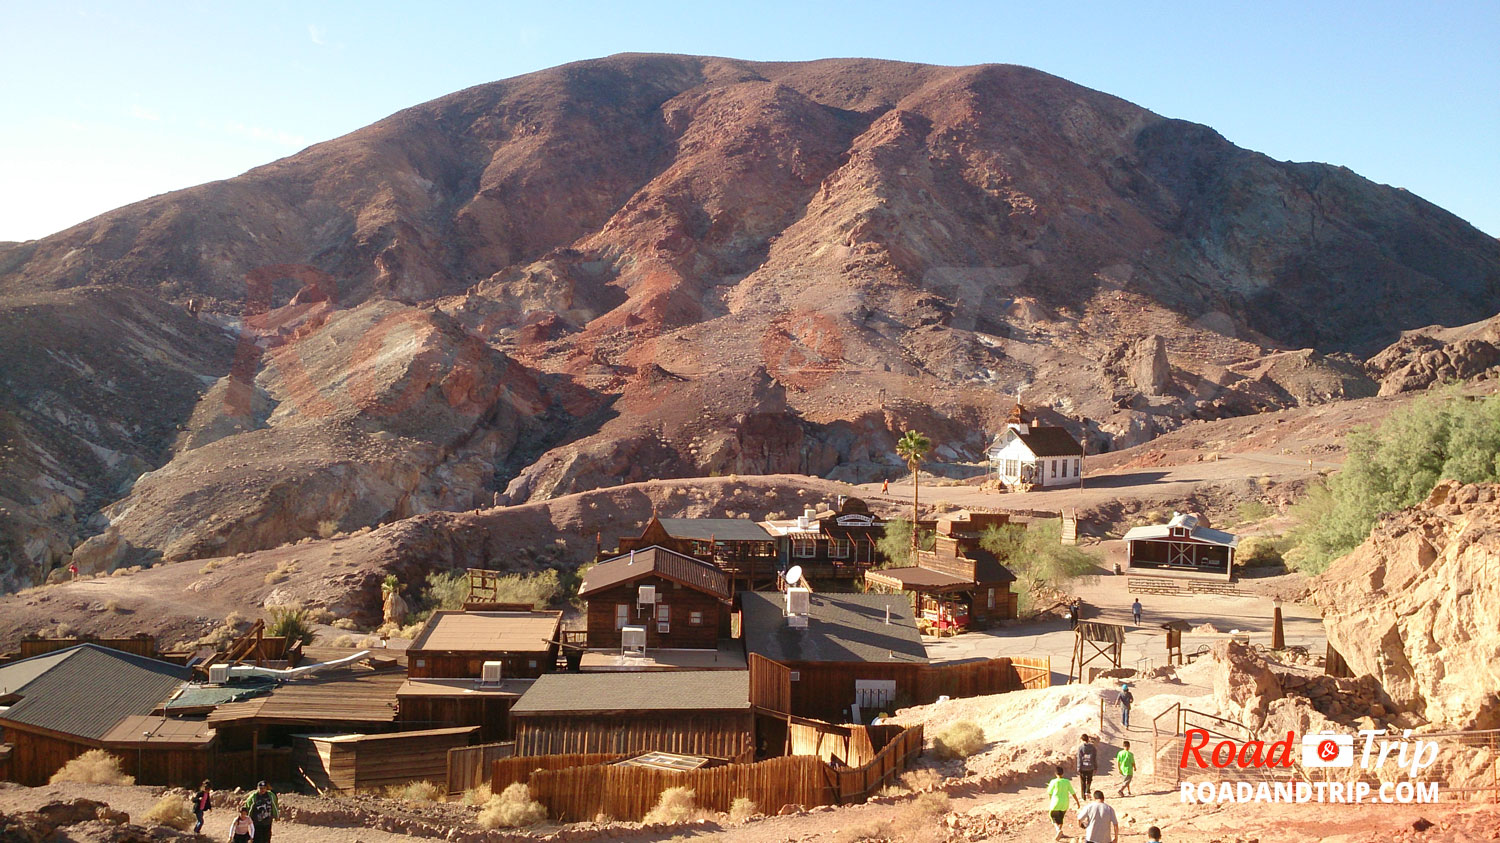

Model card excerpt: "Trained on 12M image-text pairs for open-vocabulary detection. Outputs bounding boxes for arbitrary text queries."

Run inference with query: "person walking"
[1119,684,1134,729]
[1076,734,1098,796]
[191,780,212,833]
[1115,740,1136,797]
[244,782,278,843]
[1147,825,1163,842]
[1077,791,1119,843]
[228,808,254,843]
[1131,598,1142,626]
[881,478,889,494]
[1046,765,1080,841]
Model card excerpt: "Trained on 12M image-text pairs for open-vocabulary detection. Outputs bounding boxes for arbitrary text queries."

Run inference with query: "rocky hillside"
[1312,480,1500,730]
[2,54,1498,586]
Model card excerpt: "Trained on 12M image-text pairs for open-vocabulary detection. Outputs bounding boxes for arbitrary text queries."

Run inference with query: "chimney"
[884,605,891,625]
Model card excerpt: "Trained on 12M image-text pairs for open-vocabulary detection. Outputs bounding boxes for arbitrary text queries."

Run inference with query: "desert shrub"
[331,634,356,648]
[388,780,443,801]
[875,519,936,568]
[102,599,122,613]
[199,559,223,574]
[835,821,890,843]
[980,520,1099,611]
[264,561,298,585]
[50,749,134,785]
[331,617,359,631]
[144,794,194,829]
[460,782,492,806]
[267,606,316,646]
[1289,392,1500,573]
[478,783,547,828]
[642,786,699,825]
[931,721,985,760]
[1238,535,1294,568]
[899,768,944,792]
[727,797,758,823]
[930,499,959,514]
[304,607,334,624]
[317,519,340,538]
[1236,500,1272,524]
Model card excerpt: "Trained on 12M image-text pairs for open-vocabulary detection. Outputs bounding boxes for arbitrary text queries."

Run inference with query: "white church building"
[987,401,1084,490]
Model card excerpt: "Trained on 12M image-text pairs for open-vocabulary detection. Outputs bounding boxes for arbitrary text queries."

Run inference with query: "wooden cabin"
[611,516,777,588]
[759,497,891,580]
[578,546,732,651]
[294,726,478,794]
[406,609,562,680]
[864,511,1019,630]
[1123,513,1238,580]
[395,678,531,743]
[0,644,197,786]
[739,592,928,723]
[510,671,753,760]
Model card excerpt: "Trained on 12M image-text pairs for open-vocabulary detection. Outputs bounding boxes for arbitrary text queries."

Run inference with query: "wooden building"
[407,609,562,680]
[739,592,928,723]
[759,497,891,580]
[0,644,195,786]
[987,402,1084,490]
[395,678,531,743]
[865,511,1019,631]
[294,726,478,794]
[510,671,753,760]
[578,546,732,651]
[611,516,777,588]
[1123,513,1238,580]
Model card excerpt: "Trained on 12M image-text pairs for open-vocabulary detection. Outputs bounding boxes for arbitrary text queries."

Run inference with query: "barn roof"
[0,644,188,741]
[1123,521,1239,548]
[510,670,750,715]
[740,592,928,665]
[579,546,731,600]
[409,610,562,654]
[655,518,774,542]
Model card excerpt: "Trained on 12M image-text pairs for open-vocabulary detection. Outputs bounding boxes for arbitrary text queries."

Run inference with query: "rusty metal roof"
[579,546,731,600]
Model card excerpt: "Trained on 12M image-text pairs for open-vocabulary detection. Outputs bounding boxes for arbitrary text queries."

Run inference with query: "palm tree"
[895,430,933,551]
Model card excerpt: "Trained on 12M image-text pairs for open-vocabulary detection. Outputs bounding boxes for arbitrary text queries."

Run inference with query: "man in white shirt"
[1077,790,1118,843]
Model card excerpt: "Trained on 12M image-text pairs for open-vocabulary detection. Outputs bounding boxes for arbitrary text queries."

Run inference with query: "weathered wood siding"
[513,713,753,760]
[397,694,515,743]
[584,577,723,650]
[407,649,554,680]
[295,727,477,794]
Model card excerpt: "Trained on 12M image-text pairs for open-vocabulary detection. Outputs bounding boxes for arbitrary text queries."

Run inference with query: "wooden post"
[1272,602,1285,650]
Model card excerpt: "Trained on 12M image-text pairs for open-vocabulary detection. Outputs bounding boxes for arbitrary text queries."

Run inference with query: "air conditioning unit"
[787,614,809,629]
[786,587,811,616]
[638,585,657,606]
[208,664,230,684]
[621,626,646,654]
[480,661,503,685]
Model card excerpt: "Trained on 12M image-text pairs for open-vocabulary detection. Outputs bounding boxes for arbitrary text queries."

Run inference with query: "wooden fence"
[492,753,623,791]
[750,653,1050,719]
[446,741,513,795]
[507,725,924,822]
[294,727,476,793]
[19,636,157,658]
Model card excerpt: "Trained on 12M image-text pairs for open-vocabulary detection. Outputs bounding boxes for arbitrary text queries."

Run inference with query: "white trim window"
[656,604,670,634]
[793,539,816,558]
[615,604,629,630]
[689,610,703,626]
[828,537,850,559]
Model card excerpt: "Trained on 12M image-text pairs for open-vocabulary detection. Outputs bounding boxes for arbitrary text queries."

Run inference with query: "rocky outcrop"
[1312,480,1500,730]
[1367,316,1500,395]
[1128,334,1171,395]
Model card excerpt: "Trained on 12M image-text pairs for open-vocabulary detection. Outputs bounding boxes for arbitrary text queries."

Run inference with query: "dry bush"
[331,634,356,648]
[144,794,195,829]
[102,599,122,613]
[317,519,341,538]
[592,812,613,823]
[264,561,299,585]
[834,820,890,843]
[727,797,758,823]
[50,749,135,785]
[900,768,945,792]
[304,607,334,624]
[932,721,985,760]
[642,786,699,825]
[387,780,443,801]
[892,791,952,840]
[478,783,547,828]
[930,499,960,514]
[460,782,492,806]
[331,617,360,631]
[199,560,223,574]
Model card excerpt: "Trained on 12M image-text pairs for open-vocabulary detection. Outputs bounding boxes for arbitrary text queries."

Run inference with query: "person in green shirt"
[1115,740,1136,797]
[1046,765,1080,841]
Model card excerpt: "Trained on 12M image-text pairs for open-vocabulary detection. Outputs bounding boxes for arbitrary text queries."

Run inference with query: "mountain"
[1,54,1497,585]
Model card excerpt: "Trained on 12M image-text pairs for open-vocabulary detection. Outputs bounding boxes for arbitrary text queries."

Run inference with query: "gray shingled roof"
[511,670,749,715]
[740,592,928,664]
[579,546,731,600]
[656,518,773,542]
[1014,427,1083,457]
[0,644,189,740]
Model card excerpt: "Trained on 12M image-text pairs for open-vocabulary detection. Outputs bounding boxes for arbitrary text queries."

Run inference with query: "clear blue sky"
[2,1,1496,242]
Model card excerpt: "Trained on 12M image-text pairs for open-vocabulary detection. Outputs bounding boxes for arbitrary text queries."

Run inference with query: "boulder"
[1128,335,1172,396]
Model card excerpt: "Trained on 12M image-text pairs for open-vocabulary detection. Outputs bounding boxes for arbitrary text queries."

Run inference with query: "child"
[1116,739,1136,797]
[192,780,212,833]
[1148,825,1163,841]
[1045,765,1079,841]
[228,808,254,843]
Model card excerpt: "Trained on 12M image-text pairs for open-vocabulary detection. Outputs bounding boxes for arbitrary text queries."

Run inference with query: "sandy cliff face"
[1313,480,1500,730]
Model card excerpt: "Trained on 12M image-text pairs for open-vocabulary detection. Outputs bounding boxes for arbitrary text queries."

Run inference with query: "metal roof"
[100,715,215,747]
[655,518,774,542]
[864,566,972,590]
[579,546,731,600]
[0,648,77,697]
[740,592,928,665]
[511,670,750,715]
[0,644,189,741]
[207,669,403,726]
[1122,524,1239,548]
[409,610,562,654]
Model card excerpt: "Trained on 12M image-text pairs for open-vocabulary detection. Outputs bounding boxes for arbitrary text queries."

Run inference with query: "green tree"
[1288,391,1500,573]
[895,430,933,550]
[981,519,1100,613]
[875,518,935,568]
[267,606,316,646]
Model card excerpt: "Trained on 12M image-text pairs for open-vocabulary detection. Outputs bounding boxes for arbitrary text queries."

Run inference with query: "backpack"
[249,793,275,824]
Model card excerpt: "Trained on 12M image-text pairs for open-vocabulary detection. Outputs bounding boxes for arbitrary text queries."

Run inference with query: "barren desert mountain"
[2,54,1499,585]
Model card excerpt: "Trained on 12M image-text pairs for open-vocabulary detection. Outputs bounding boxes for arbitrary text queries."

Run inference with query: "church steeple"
[1006,388,1027,433]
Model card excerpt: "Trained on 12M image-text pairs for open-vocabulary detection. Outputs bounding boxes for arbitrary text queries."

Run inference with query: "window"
[828,538,850,559]
[987,588,995,609]
[615,604,629,630]
[1061,459,1068,478]
[1050,460,1058,478]
[793,539,815,558]
[1073,458,1080,477]
[690,610,703,626]
[527,659,537,669]
[1004,458,1019,477]
[657,604,670,634]
[789,671,801,682]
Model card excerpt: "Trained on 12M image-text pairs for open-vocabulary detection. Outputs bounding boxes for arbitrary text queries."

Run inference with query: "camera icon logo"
[1301,732,1354,767]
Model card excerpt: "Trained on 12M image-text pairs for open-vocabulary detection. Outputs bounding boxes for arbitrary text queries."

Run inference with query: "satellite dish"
[785,566,803,588]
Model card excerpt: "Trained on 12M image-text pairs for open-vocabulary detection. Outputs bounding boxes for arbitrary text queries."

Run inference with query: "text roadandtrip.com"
[1177,728,1442,804]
